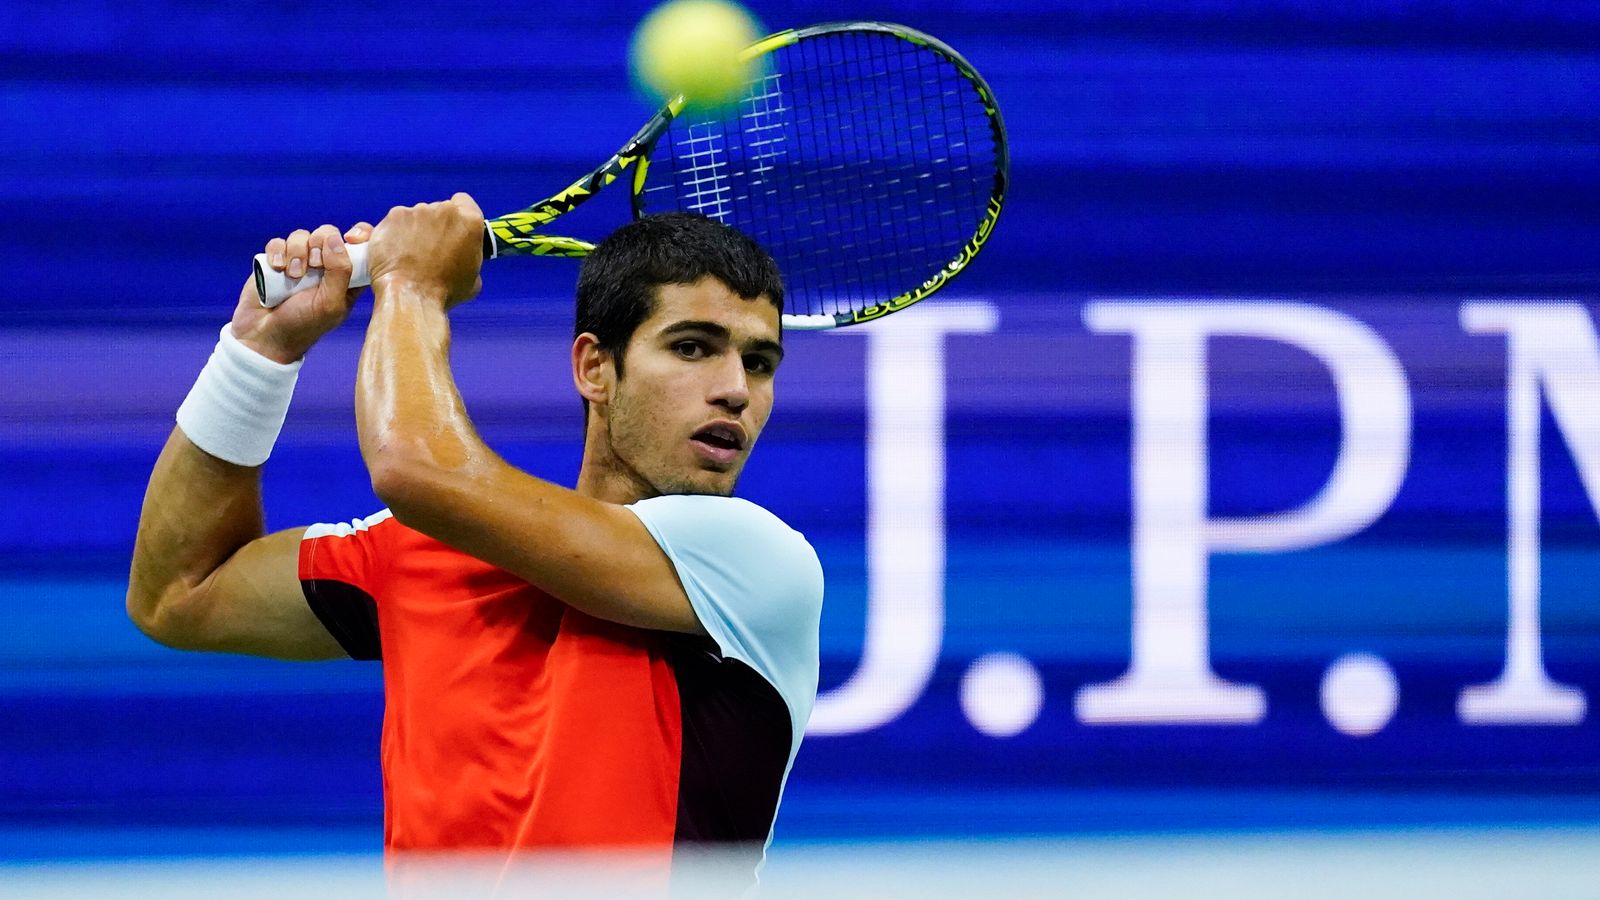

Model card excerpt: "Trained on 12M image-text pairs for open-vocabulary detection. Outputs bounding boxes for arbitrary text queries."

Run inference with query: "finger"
[285,228,311,279]
[317,228,354,298]
[344,222,375,244]
[308,224,340,271]
[264,237,287,270]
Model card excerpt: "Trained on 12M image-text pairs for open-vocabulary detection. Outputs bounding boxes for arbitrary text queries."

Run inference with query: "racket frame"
[258,21,1008,331]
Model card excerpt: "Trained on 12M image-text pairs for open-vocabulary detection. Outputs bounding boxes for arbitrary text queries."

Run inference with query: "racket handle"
[252,242,372,309]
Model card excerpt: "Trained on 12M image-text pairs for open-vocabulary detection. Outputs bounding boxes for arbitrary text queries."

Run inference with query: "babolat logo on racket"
[850,196,1006,325]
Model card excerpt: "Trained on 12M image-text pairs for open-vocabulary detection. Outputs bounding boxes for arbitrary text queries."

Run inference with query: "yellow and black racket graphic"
[255,21,1008,331]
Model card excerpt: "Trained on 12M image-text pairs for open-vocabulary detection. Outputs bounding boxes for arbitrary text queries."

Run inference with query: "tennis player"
[126,195,823,877]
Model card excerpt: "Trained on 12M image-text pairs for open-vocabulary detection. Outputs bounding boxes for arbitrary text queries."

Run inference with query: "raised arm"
[355,195,704,634]
[127,224,371,659]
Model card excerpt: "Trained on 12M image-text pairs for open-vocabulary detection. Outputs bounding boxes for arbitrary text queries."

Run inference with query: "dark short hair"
[575,213,785,378]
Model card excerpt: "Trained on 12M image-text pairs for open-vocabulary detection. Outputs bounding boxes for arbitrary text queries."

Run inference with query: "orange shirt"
[297,498,822,866]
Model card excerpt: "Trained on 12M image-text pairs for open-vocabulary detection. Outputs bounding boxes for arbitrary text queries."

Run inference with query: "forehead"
[638,276,781,343]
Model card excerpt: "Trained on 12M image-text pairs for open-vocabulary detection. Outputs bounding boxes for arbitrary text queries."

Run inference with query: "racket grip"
[252,242,372,309]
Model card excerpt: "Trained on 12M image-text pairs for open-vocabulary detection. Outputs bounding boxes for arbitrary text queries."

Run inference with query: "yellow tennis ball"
[630,0,762,108]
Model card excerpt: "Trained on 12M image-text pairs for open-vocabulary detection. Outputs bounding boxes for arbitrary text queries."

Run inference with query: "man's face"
[603,276,783,497]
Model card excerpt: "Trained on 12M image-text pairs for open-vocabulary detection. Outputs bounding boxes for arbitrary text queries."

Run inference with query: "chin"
[688,475,739,497]
[650,470,739,498]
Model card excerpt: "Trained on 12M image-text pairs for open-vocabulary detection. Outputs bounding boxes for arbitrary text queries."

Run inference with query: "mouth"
[690,421,747,466]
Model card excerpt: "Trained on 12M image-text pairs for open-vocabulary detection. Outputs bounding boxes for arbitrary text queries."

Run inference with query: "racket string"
[647,29,1001,320]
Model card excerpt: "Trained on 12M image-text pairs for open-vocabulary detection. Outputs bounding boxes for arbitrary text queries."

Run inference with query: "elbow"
[126,583,205,651]
[125,580,165,641]
[367,445,453,531]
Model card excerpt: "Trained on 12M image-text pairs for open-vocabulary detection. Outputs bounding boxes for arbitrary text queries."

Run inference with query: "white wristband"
[175,324,303,467]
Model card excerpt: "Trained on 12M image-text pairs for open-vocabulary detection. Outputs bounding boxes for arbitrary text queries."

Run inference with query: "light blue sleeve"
[626,495,824,734]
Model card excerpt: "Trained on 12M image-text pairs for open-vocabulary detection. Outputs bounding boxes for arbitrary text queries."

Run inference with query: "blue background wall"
[2,0,1599,860]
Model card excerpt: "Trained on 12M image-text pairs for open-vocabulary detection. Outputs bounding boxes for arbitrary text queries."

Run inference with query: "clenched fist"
[367,192,485,309]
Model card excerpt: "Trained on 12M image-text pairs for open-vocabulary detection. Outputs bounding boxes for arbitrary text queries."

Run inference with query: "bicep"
[180,528,348,660]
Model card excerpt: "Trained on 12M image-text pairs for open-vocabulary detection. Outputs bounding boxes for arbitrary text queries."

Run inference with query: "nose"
[709,353,749,413]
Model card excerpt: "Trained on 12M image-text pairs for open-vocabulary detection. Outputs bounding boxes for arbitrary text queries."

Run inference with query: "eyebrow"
[659,319,785,363]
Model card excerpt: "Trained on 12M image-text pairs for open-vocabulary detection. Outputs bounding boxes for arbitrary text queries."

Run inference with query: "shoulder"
[628,495,806,549]
[627,494,787,529]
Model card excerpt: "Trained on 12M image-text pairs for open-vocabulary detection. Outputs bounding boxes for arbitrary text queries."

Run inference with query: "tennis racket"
[254,21,1008,331]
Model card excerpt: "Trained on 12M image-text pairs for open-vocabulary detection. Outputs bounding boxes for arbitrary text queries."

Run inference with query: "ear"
[572,333,614,408]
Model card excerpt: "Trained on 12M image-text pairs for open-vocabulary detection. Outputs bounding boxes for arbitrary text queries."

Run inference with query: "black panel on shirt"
[668,635,793,859]
[301,579,382,661]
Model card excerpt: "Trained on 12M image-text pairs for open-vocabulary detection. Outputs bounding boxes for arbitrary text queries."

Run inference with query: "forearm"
[129,319,306,642]
[357,280,488,503]
[127,429,269,633]
[356,280,554,528]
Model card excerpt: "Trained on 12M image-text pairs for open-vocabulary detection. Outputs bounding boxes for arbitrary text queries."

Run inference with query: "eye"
[674,340,708,360]
[744,354,776,375]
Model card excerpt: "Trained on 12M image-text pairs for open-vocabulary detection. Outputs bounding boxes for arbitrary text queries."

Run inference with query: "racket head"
[632,22,1009,330]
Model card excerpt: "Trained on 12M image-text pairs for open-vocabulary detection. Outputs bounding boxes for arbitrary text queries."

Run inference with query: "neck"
[574,408,656,505]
